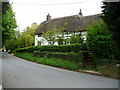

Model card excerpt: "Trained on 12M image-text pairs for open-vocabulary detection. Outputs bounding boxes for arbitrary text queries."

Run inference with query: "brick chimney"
[47,13,51,21]
[79,9,83,17]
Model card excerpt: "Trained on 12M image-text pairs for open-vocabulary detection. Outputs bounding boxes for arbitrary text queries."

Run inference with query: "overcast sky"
[10,0,103,32]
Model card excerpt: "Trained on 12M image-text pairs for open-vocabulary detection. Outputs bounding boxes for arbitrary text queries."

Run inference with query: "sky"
[10,0,103,32]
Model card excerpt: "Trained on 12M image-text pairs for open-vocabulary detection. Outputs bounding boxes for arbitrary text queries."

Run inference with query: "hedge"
[34,51,86,64]
[87,21,120,60]
[15,44,83,53]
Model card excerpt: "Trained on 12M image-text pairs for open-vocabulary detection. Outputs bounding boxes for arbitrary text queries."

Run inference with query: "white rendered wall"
[35,35,48,46]
[35,31,87,46]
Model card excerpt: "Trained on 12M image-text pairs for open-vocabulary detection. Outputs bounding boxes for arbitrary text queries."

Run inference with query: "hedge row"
[87,21,120,60]
[34,51,86,63]
[15,44,83,53]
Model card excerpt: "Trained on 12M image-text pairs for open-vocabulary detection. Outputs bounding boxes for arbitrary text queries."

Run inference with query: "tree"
[2,2,17,45]
[42,26,63,45]
[23,23,38,37]
[70,34,83,44]
[56,27,65,45]
[86,21,119,60]
[22,23,39,46]
[101,2,120,43]
[5,23,39,50]
[16,23,39,48]
[20,34,34,47]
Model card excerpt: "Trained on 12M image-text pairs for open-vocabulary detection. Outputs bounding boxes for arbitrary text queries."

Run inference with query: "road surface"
[2,53,119,88]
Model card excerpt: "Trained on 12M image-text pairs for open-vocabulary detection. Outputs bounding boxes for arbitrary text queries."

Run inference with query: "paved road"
[2,54,119,88]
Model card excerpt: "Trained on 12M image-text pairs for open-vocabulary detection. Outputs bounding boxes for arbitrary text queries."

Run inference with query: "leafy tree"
[101,2,120,44]
[23,23,38,37]
[4,39,19,52]
[5,23,39,50]
[16,23,38,48]
[70,34,83,44]
[86,21,119,60]
[19,34,34,47]
[2,2,17,45]
[22,23,39,46]
[56,27,65,45]
[42,26,63,45]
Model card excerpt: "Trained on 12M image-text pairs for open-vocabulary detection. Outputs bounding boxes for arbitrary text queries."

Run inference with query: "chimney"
[79,9,83,17]
[47,13,51,21]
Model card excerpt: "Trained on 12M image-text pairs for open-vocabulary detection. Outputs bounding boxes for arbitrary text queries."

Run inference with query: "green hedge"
[34,51,86,64]
[87,21,120,60]
[15,44,82,53]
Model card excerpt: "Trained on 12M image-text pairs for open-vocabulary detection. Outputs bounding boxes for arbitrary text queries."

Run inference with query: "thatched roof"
[35,14,101,35]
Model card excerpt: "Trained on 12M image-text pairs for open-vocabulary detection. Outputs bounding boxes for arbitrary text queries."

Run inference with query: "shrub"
[5,39,19,52]
[15,44,83,53]
[34,51,85,63]
[70,34,83,44]
[86,21,120,61]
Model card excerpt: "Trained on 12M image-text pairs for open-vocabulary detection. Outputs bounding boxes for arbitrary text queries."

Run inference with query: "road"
[2,54,119,88]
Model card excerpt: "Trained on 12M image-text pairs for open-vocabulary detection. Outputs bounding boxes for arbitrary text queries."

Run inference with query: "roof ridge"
[35,13,101,35]
[41,13,101,24]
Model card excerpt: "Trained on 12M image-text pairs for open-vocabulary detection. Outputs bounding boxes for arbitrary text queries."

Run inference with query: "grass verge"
[97,64,119,79]
[14,52,79,71]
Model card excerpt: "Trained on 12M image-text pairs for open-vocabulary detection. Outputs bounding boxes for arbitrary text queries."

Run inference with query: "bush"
[86,21,120,61]
[5,39,19,52]
[15,44,83,53]
[70,34,83,44]
[34,51,85,63]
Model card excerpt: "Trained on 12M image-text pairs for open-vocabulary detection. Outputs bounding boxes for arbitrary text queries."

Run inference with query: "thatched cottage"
[35,10,101,46]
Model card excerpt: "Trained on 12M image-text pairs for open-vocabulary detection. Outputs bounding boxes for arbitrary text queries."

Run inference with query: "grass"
[14,52,79,71]
[97,64,119,79]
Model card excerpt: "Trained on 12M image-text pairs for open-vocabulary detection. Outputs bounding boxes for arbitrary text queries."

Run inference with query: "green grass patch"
[98,64,119,79]
[14,52,79,71]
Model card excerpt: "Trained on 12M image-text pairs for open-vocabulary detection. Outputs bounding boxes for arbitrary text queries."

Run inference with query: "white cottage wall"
[35,31,87,46]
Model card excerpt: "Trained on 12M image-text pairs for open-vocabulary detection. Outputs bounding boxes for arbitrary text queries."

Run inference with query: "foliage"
[86,21,119,60]
[101,2,120,47]
[19,34,34,47]
[4,39,19,52]
[34,51,84,63]
[42,26,65,45]
[98,64,119,79]
[15,52,79,71]
[56,27,65,45]
[15,44,82,53]
[5,23,39,51]
[70,34,83,44]
[2,3,17,45]
[21,23,39,47]
[42,26,58,45]
[23,23,38,37]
